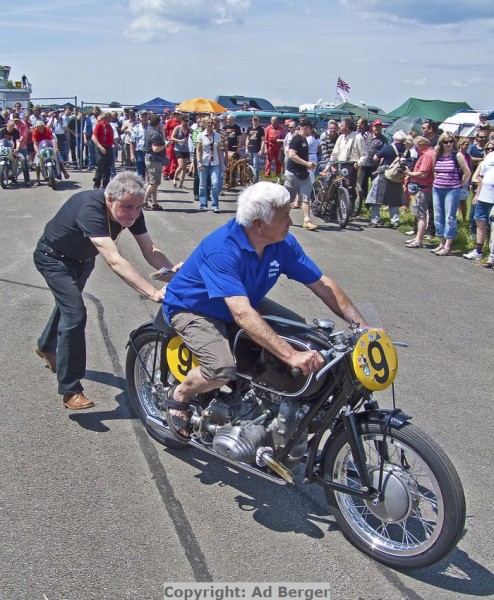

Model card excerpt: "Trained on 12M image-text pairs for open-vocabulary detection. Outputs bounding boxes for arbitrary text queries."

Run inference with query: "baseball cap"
[372,119,383,126]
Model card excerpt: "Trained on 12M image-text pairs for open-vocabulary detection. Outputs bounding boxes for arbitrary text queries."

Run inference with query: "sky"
[2,0,493,113]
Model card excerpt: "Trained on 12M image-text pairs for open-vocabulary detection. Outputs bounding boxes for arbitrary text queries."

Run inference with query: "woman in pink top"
[431,133,470,256]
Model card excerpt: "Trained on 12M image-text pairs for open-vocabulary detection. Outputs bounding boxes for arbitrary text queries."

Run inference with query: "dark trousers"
[135,150,146,179]
[33,240,95,395]
[94,146,113,188]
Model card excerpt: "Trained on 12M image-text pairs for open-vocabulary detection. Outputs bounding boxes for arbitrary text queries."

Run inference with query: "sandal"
[142,204,153,211]
[165,387,191,441]
[151,204,164,211]
[290,203,300,209]
[406,240,422,248]
[430,245,444,254]
[435,248,451,256]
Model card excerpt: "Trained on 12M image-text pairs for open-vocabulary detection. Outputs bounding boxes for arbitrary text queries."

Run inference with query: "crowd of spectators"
[1,102,493,265]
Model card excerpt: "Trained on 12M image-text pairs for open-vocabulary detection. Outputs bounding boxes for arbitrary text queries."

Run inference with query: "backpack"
[384,144,406,183]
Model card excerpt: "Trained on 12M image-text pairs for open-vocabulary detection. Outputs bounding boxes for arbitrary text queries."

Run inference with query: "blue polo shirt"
[164,218,322,323]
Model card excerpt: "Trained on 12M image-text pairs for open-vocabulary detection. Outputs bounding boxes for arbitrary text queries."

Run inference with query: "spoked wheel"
[337,187,351,228]
[125,330,187,449]
[0,164,9,189]
[311,181,325,218]
[323,421,466,569]
[244,165,256,187]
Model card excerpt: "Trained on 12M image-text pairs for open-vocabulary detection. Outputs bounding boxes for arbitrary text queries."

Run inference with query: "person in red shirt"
[91,112,115,189]
[262,116,285,177]
[32,121,70,186]
[403,137,436,248]
[163,110,180,179]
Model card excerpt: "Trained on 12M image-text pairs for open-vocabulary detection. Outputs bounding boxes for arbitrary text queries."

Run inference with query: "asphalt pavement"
[0,168,493,600]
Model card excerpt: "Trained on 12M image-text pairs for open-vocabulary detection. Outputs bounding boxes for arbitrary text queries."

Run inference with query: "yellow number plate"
[166,336,200,382]
[352,329,398,391]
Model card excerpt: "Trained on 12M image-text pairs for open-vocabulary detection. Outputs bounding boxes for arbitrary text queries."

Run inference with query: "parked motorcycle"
[126,308,466,569]
[38,139,61,189]
[0,139,22,189]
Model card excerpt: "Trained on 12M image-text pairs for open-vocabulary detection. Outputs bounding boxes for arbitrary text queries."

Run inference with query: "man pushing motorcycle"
[163,181,367,441]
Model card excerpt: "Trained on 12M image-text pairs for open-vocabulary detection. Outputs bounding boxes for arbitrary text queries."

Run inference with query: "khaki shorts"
[145,156,162,186]
[411,190,432,219]
[284,171,312,204]
[169,298,305,382]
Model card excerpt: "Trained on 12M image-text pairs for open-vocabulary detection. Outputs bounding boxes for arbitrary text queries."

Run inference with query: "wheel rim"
[331,433,445,557]
[133,339,165,420]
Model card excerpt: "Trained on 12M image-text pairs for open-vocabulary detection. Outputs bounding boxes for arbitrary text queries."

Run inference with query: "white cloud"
[125,0,252,41]
[403,78,427,87]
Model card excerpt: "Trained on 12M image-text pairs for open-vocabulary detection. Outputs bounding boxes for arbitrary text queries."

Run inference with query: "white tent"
[440,110,492,138]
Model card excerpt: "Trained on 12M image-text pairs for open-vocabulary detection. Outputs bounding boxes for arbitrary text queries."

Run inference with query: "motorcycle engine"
[213,423,270,463]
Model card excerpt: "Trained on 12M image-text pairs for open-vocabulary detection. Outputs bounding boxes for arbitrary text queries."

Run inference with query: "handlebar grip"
[290,348,334,378]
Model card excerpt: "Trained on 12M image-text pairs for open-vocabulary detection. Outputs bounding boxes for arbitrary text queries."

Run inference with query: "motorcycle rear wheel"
[0,164,8,189]
[322,421,466,569]
[125,330,188,449]
[337,187,351,228]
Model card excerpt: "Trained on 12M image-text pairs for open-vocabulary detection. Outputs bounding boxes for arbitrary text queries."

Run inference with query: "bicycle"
[311,164,352,229]
[223,154,256,191]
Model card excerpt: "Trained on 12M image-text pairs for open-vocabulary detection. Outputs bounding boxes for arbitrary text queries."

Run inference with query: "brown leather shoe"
[35,348,57,373]
[63,392,95,410]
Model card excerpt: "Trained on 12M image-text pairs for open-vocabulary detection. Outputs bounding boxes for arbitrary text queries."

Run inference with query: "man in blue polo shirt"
[163,181,366,441]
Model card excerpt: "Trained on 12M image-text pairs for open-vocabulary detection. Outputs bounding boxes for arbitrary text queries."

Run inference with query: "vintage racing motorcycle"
[37,139,61,189]
[0,138,22,189]
[126,303,466,569]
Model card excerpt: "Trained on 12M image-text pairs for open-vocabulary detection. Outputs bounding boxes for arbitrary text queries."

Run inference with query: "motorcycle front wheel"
[47,165,57,190]
[337,187,351,228]
[0,164,8,189]
[125,329,187,449]
[322,421,466,569]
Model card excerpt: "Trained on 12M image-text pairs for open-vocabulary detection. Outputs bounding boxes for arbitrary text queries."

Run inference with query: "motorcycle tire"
[322,421,466,569]
[0,164,8,189]
[47,165,57,190]
[337,187,351,229]
[125,329,188,450]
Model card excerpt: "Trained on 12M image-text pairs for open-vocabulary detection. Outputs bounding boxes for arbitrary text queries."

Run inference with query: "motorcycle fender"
[0,159,8,165]
[319,408,412,465]
[126,320,156,348]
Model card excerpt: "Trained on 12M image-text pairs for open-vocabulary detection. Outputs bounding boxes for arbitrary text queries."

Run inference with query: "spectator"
[196,119,224,212]
[91,112,114,189]
[463,142,494,262]
[262,116,285,177]
[330,117,367,206]
[12,113,32,186]
[223,113,242,160]
[245,116,265,182]
[170,115,191,188]
[457,137,472,221]
[130,110,149,180]
[320,120,339,163]
[403,137,434,248]
[358,119,387,199]
[430,133,470,256]
[143,114,168,211]
[163,110,180,180]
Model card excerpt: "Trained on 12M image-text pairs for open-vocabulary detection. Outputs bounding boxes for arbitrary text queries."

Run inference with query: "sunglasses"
[486,147,494,152]
[443,140,454,144]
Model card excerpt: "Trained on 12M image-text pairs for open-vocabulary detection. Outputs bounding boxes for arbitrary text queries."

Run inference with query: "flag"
[337,77,350,92]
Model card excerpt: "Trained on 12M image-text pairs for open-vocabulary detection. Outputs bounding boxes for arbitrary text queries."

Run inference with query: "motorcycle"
[126,307,466,569]
[0,139,22,189]
[311,165,353,229]
[38,139,61,190]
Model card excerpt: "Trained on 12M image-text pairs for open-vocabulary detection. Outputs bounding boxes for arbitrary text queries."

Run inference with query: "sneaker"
[212,208,220,213]
[303,220,318,231]
[405,230,415,236]
[462,249,482,261]
[199,206,208,211]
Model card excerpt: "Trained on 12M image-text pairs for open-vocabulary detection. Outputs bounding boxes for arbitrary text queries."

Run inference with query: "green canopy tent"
[387,97,473,123]
[336,102,391,122]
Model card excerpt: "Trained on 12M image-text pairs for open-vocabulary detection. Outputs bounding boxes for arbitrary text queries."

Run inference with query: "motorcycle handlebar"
[290,348,335,378]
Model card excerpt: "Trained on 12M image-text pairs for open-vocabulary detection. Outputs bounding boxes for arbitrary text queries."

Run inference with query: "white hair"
[393,129,407,142]
[236,182,290,228]
[105,171,145,201]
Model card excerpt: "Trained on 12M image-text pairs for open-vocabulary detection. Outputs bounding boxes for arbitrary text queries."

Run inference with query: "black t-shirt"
[0,127,20,143]
[223,123,242,151]
[286,134,309,179]
[246,125,264,153]
[144,127,166,161]
[43,189,147,260]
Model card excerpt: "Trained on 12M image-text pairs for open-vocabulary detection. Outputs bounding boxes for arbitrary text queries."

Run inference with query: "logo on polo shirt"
[268,260,280,278]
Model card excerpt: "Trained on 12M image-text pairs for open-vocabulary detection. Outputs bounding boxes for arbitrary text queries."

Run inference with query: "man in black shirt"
[245,116,265,182]
[33,171,179,410]
[284,118,318,231]
[143,114,168,210]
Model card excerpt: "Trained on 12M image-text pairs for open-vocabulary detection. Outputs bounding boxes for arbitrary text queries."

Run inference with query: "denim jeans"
[33,241,95,395]
[18,149,30,182]
[249,151,260,182]
[87,140,96,168]
[433,186,460,239]
[199,164,220,208]
[135,150,146,180]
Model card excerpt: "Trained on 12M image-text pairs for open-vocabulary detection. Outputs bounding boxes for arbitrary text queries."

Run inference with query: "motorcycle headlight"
[340,167,349,177]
